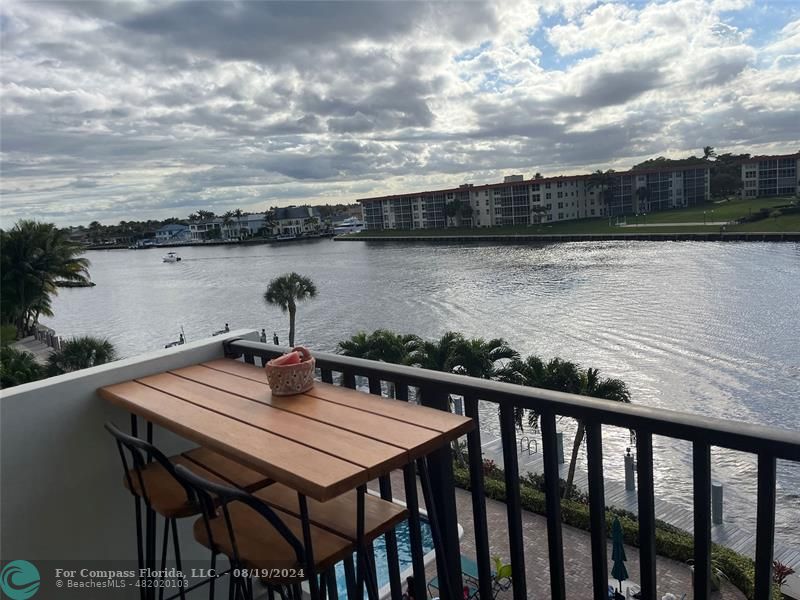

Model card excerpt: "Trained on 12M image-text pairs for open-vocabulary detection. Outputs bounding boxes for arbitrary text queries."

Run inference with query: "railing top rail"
[226,339,800,461]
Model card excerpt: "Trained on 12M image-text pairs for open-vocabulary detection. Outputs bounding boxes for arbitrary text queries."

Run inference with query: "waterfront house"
[189,219,223,241]
[155,223,191,244]
[220,214,269,240]
[269,205,322,236]
[1,330,796,600]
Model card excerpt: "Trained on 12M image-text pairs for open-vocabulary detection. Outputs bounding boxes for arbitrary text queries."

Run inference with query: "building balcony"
[1,330,798,599]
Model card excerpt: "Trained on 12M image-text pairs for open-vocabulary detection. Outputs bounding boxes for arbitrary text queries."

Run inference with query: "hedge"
[452,466,781,600]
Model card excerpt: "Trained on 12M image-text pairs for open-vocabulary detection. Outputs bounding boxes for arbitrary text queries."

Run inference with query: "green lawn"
[349,197,799,237]
[624,197,794,224]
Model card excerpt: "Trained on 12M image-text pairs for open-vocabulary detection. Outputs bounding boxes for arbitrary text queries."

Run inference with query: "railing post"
[693,442,712,600]
[499,403,527,600]
[636,432,657,599]
[541,411,566,600]
[586,422,608,600]
[754,454,776,599]
[419,384,463,600]
[464,395,493,600]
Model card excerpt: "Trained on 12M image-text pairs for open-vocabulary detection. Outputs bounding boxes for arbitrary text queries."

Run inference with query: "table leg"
[356,484,367,598]
[343,556,356,597]
[298,493,320,600]
[130,415,157,600]
[418,457,455,600]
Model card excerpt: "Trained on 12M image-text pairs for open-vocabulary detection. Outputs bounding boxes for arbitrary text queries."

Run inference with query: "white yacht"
[162,251,182,262]
[333,217,364,235]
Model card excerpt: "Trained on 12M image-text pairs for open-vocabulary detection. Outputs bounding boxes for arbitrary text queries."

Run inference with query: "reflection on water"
[45,240,800,544]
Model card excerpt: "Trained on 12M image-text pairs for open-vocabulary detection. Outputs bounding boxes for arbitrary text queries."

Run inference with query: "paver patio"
[374,471,746,600]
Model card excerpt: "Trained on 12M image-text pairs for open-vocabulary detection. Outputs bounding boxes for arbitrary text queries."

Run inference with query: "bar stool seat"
[192,501,354,579]
[254,483,408,543]
[124,448,271,518]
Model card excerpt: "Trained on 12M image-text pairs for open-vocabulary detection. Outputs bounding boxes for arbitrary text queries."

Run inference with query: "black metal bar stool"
[174,464,359,600]
[105,422,272,599]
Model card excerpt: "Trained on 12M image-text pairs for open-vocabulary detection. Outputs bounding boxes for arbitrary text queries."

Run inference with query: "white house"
[155,224,191,244]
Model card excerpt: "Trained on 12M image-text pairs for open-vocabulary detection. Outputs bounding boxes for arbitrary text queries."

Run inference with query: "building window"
[546,193,552,199]
[557,192,563,199]
[557,212,564,219]
[557,202,563,209]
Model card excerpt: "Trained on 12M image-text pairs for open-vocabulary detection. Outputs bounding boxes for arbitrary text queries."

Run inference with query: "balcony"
[1,330,798,600]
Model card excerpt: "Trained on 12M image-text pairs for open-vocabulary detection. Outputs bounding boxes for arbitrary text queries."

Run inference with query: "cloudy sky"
[1,0,799,226]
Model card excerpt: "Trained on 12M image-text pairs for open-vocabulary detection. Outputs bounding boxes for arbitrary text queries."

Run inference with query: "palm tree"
[588,169,616,212]
[498,356,582,430]
[0,221,90,336]
[263,273,317,346]
[445,200,462,227]
[448,337,519,378]
[563,368,631,495]
[338,329,418,365]
[408,331,464,372]
[47,336,117,376]
[0,346,44,388]
[703,146,716,160]
[339,330,419,397]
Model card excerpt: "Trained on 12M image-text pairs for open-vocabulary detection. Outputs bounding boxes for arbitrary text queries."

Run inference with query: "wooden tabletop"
[98,358,474,501]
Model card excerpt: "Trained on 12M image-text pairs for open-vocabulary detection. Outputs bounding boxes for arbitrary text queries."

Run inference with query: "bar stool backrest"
[104,421,194,510]
[173,464,306,569]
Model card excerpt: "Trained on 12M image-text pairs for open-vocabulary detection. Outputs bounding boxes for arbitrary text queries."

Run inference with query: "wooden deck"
[480,436,799,570]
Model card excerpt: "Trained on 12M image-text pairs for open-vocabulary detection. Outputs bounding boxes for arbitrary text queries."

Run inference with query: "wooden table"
[98,357,474,597]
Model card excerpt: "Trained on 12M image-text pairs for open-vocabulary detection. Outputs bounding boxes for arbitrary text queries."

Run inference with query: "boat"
[162,251,181,262]
[275,233,297,241]
[333,217,364,235]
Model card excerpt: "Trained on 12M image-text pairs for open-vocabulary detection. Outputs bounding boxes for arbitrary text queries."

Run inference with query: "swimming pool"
[333,516,435,599]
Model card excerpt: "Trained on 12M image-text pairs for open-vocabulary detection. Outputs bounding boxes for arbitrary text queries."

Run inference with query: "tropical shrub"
[47,336,118,376]
[0,346,44,388]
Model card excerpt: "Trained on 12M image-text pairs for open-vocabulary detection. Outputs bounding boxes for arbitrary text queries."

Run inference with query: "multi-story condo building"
[359,164,710,230]
[740,153,800,198]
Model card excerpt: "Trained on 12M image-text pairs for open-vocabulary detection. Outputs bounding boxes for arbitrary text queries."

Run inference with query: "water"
[43,240,800,545]
[333,517,434,598]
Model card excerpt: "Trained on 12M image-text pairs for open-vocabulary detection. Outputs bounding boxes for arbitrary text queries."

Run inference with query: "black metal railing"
[224,339,800,600]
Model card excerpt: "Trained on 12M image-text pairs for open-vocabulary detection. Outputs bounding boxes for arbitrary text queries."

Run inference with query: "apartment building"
[359,164,710,230]
[740,153,800,198]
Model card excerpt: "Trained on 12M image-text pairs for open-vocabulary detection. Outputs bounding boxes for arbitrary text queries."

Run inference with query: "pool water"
[334,517,434,598]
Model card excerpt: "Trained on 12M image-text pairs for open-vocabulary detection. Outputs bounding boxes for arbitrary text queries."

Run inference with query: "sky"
[1,0,799,227]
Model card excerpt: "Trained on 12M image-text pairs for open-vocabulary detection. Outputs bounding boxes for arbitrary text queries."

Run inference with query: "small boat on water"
[333,217,364,235]
[162,251,181,262]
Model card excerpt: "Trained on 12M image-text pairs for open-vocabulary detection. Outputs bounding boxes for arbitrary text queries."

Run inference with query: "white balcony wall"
[0,330,258,574]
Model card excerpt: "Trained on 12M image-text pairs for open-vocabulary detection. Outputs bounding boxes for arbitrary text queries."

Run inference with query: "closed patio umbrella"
[611,516,629,592]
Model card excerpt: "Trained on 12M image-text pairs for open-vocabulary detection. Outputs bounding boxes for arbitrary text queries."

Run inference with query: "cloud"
[0,0,798,225]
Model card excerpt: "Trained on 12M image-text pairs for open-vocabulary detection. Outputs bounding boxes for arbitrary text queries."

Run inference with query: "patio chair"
[105,422,272,599]
[173,464,362,600]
